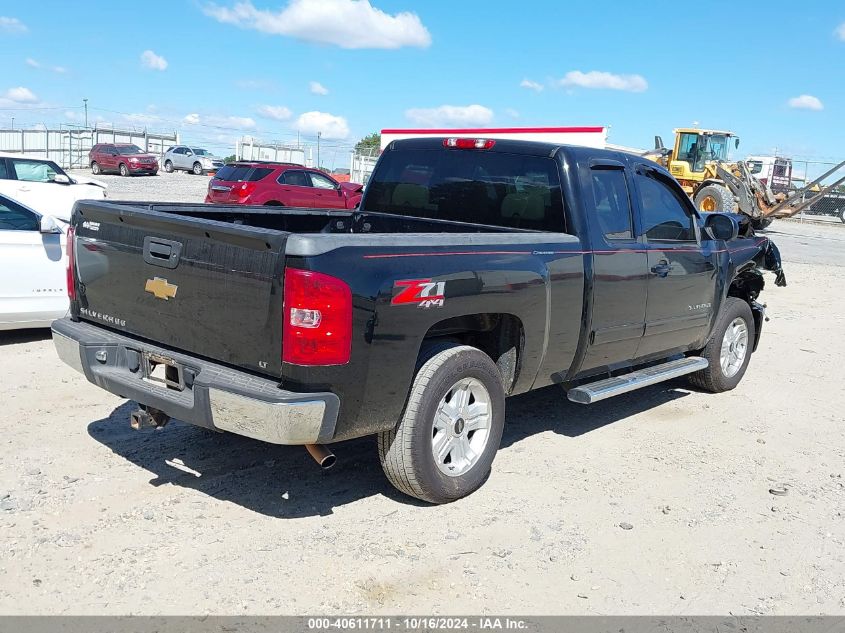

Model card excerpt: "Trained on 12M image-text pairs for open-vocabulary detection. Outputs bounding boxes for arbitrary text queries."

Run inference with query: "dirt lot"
[1,186,844,614]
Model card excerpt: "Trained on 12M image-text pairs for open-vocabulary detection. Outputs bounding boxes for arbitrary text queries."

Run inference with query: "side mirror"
[703,212,739,241]
[734,138,740,149]
[39,215,62,234]
[53,174,70,184]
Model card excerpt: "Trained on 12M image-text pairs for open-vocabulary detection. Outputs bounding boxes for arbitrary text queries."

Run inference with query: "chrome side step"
[566,357,709,405]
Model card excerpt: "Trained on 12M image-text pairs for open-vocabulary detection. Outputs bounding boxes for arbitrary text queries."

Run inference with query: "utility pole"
[317,131,321,170]
[83,98,88,128]
[10,116,14,129]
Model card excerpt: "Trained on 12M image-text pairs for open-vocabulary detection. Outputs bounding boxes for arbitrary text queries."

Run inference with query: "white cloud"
[182,113,257,129]
[140,50,168,71]
[836,22,845,40]
[520,79,543,92]
[294,111,350,139]
[0,16,27,33]
[787,94,823,111]
[505,108,520,119]
[202,0,431,49]
[257,105,293,121]
[405,104,494,127]
[4,86,38,103]
[556,70,648,93]
[309,81,329,95]
[26,58,68,73]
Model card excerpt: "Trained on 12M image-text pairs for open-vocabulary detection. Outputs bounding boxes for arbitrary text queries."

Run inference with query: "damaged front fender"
[763,240,787,287]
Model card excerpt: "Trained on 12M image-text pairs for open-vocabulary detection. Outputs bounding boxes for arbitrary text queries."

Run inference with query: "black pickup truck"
[53,138,786,503]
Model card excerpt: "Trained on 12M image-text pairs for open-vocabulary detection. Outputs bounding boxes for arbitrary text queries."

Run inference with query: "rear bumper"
[52,318,339,445]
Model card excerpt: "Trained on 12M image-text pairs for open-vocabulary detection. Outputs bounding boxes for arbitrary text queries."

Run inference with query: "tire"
[751,217,773,231]
[192,162,203,175]
[839,208,845,224]
[694,184,736,213]
[91,162,101,175]
[688,297,755,393]
[378,344,506,504]
[164,160,174,173]
[119,163,129,177]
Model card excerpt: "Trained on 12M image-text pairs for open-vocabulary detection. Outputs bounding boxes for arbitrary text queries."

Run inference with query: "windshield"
[191,148,212,156]
[702,134,730,162]
[117,145,145,155]
[748,160,763,174]
[363,148,566,232]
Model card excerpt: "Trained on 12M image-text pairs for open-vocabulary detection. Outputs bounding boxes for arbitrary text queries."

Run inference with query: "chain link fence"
[783,159,845,224]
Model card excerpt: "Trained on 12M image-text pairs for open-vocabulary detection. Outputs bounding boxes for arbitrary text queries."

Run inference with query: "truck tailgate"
[72,202,288,377]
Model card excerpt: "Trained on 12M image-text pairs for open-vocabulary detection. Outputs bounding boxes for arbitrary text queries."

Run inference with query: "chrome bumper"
[51,319,339,445]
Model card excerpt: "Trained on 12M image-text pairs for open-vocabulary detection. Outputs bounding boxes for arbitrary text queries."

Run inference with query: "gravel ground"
[68,169,211,203]
[1,210,844,615]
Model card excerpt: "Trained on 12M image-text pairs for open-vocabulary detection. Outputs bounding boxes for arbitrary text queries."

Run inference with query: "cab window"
[10,159,61,183]
[0,199,38,231]
[635,171,696,242]
[309,172,337,189]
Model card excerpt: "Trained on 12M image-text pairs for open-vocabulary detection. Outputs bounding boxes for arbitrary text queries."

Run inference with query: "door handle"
[651,260,671,277]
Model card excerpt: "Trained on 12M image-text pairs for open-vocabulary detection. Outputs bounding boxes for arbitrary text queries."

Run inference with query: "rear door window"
[281,170,310,187]
[363,148,566,231]
[590,167,633,240]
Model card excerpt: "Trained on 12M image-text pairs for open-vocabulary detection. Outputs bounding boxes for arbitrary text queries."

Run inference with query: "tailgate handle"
[143,236,182,269]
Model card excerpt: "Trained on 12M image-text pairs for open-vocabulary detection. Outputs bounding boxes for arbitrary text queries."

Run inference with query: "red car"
[89,143,159,177]
[205,162,363,208]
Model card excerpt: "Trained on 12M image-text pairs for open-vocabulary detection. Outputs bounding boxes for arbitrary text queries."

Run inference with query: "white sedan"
[0,152,106,221]
[0,193,69,330]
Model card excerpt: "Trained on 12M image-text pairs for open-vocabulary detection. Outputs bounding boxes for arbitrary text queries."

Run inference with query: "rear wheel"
[164,160,174,173]
[91,162,101,175]
[378,344,506,504]
[688,297,755,393]
[119,163,129,177]
[694,184,736,213]
[192,162,203,175]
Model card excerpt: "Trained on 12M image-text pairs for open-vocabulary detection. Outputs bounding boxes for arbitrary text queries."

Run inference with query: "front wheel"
[694,184,737,213]
[378,344,506,504]
[91,162,101,175]
[164,160,174,173]
[119,163,129,177]
[192,162,203,175]
[688,297,755,393]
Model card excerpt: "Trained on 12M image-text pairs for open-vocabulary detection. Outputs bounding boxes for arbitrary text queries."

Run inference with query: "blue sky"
[1,0,843,168]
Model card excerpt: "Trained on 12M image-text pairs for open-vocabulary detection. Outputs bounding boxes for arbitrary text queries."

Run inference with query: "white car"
[0,193,69,330]
[0,152,106,221]
[162,145,225,175]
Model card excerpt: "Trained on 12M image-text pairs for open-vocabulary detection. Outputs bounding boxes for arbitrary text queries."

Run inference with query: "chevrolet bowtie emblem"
[145,277,178,300]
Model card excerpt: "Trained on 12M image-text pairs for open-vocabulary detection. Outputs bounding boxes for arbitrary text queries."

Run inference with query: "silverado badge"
[145,277,178,301]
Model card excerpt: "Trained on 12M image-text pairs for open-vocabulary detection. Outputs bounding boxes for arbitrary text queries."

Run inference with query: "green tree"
[222,154,236,163]
[355,132,381,155]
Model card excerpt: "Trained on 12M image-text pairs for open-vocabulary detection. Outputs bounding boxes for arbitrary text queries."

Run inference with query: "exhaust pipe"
[305,444,336,470]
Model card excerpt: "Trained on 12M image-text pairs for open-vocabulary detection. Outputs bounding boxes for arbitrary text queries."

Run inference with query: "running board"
[566,357,709,404]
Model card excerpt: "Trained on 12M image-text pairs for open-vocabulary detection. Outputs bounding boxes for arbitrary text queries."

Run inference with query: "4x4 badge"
[145,277,178,300]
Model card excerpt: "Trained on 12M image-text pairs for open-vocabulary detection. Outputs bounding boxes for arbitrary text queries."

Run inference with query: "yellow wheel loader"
[651,128,845,230]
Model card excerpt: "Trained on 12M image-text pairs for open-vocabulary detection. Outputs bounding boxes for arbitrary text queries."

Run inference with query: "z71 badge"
[392,279,445,308]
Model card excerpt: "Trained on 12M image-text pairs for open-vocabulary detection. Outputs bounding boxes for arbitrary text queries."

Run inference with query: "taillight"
[443,137,496,149]
[237,182,257,198]
[66,226,76,301]
[283,268,352,366]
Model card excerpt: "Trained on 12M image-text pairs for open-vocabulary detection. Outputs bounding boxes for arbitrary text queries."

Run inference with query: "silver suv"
[162,146,225,175]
